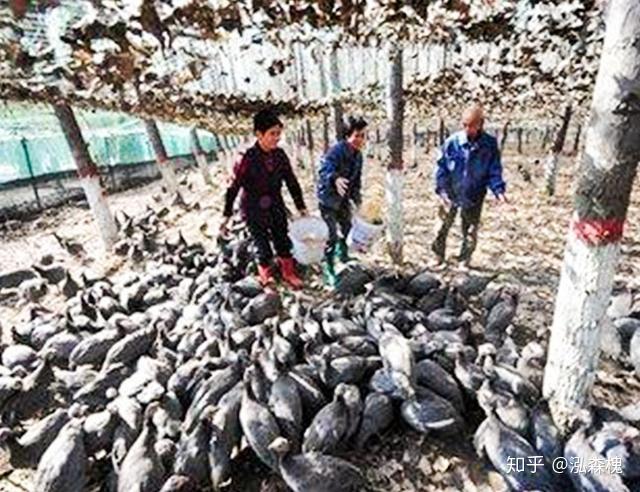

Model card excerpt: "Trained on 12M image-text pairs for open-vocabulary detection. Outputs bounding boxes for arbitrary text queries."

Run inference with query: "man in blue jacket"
[317,116,367,286]
[433,105,507,265]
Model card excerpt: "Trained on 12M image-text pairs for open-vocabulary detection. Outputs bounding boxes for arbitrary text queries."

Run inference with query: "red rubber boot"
[257,264,275,287]
[277,257,303,290]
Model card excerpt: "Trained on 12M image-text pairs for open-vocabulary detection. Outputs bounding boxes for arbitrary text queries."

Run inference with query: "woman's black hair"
[343,116,368,139]
[254,108,283,133]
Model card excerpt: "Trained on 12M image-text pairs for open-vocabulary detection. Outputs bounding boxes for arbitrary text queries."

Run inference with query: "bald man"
[432,105,507,265]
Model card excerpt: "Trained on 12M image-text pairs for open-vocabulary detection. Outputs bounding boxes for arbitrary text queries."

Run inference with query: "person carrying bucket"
[220,108,308,289]
[317,116,368,287]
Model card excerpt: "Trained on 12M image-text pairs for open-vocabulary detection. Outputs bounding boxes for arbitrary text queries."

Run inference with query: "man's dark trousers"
[431,199,484,262]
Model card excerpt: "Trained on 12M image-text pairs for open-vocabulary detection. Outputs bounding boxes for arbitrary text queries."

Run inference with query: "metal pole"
[20,137,42,210]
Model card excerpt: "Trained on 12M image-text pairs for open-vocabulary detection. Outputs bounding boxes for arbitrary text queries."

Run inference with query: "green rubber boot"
[322,259,338,288]
[335,239,352,263]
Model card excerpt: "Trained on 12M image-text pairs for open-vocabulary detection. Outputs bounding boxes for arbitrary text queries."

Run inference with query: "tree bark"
[573,123,583,154]
[438,118,447,146]
[144,119,178,194]
[500,120,511,151]
[543,0,640,434]
[544,104,573,196]
[329,45,345,140]
[313,45,331,152]
[54,104,117,247]
[517,127,523,154]
[296,42,317,187]
[386,44,404,265]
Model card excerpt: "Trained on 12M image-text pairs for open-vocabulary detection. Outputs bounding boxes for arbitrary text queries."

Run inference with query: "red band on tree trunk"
[77,166,100,179]
[572,217,625,246]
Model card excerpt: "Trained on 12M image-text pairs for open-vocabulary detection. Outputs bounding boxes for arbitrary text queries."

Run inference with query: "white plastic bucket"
[290,216,329,265]
[348,215,384,252]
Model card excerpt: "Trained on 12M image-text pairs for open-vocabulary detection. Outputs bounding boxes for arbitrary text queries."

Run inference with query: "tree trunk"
[500,120,511,151]
[54,104,117,247]
[573,123,583,154]
[296,42,317,187]
[541,126,550,150]
[544,104,573,196]
[190,127,212,186]
[313,45,331,151]
[329,45,345,140]
[410,122,418,167]
[386,44,404,265]
[438,118,446,146]
[543,0,640,434]
[144,119,178,194]
[517,128,523,154]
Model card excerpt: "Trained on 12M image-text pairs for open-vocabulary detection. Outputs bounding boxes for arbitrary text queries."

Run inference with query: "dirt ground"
[1,137,639,491]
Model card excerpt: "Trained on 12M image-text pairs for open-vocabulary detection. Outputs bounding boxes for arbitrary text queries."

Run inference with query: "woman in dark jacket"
[220,109,308,288]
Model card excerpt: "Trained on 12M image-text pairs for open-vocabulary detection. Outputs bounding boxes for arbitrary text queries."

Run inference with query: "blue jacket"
[435,131,506,209]
[317,140,363,210]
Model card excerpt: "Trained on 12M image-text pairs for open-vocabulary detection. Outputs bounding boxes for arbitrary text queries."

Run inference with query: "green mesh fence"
[0,104,220,184]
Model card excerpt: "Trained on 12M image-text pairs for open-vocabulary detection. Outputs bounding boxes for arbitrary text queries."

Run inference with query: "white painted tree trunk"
[385,44,404,264]
[80,175,118,246]
[543,0,640,434]
[543,227,620,427]
[385,169,404,260]
[190,128,212,187]
[53,104,117,249]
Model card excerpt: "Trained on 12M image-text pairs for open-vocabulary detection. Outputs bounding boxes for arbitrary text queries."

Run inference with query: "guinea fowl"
[302,384,352,454]
[485,290,518,346]
[453,272,498,297]
[415,358,464,412]
[1,343,39,370]
[68,324,125,369]
[379,326,415,395]
[34,419,87,492]
[475,411,556,492]
[118,403,166,492]
[0,408,69,468]
[173,407,214,488]
[53,232,86,257]
[269,437,365,492]
[159,474,199,492]
[531,401,563,465]
[315,346,380,389]
[589,420,640,480]
[565,424,630,492]
[354,392,394,449]
[4,352,56,423]
[239,365,281,471]
[33,264,66,285]
[477,379,529,436]
[269,373,303,451]
[401,386,464,435]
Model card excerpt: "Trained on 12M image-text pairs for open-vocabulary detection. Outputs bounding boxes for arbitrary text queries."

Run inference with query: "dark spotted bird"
[354,392,394,449]
[485,290,518,346]
[52,233,86,257]
[303,384,352,454]
[118,403,166,492]
[61,272,80,299]
[33,264,66,285]
[239,366,281,471]
[269,437,365,492]
[33,419,87,492]
[475,411,556,492]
